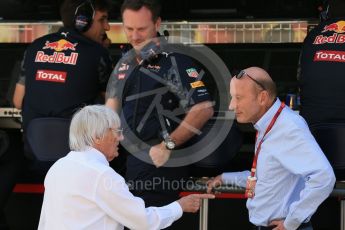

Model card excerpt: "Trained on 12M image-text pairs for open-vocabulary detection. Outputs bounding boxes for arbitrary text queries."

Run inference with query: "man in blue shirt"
[207,67,335,230]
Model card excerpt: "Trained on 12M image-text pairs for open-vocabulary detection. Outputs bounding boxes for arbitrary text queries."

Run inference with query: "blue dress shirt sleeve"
[221,170,250,188]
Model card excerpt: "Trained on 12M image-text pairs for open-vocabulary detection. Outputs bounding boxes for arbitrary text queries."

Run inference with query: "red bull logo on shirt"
[43,39,78,52]
[313,33,345,44]
[35,51,78,65]
[314,21,345,45]
[36,39,79,65]
[322,21,345,33]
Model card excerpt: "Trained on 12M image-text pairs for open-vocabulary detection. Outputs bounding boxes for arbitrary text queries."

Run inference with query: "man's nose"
[229,99,235,111]
[104,21,110,31]
[118,134,124,141]
[132,31,141,40]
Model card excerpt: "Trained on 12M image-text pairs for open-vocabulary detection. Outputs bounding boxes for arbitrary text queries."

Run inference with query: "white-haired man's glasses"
[110,128,123,137]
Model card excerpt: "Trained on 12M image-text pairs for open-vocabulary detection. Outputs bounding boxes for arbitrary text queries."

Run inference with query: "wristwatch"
[164,137,176,150]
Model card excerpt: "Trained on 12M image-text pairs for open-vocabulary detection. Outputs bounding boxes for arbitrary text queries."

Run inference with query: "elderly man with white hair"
[38,105,214,230]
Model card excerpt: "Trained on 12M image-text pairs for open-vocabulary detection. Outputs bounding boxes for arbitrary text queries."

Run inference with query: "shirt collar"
[83,147,109,166]
[58,27,101,46]
[254,98,281,132]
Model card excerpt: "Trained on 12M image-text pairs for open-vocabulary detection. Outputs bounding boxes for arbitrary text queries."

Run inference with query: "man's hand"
[206,175,223,193]
[270,220,286,230]
[177,193,215,213]
[149,142,171,167]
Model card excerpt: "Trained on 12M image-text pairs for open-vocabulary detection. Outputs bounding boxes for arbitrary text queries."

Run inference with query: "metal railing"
[181,179,345,230]
[0,20,318,44]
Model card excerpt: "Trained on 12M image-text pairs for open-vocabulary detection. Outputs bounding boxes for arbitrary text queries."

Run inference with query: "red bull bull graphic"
[35,51,78,65]
[43,39,78,52]
[314,50,345,63]
[322,21,345,33]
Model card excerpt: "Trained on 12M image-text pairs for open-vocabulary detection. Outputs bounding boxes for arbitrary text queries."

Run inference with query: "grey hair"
[69,105,121,151]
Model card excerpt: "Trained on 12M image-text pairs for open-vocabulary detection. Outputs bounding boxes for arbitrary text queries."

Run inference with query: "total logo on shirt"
[36,69,67,83]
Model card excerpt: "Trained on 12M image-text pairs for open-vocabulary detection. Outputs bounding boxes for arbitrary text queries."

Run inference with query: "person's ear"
[259,90,269,105]
[94,137,102,145]
[155,17,161,31]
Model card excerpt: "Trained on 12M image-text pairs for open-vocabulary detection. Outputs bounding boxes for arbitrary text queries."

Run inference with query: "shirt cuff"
[283,219,301,230]
[166,201,183,221]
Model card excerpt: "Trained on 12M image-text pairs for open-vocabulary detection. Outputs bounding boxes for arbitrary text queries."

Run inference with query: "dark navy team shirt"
[299,17,345,125]
[106,47,212,142]
[21,27,112,130]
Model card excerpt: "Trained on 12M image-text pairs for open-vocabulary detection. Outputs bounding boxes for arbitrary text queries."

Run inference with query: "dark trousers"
[254,221,312,230]
[126,154,189,207]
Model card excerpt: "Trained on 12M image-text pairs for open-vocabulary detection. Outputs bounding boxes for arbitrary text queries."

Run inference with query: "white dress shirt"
[38,148,182,230]
[222,99,335,230]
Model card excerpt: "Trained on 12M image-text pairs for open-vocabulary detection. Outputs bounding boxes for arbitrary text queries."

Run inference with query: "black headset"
[318,0,329,21]
[74,0,95,33]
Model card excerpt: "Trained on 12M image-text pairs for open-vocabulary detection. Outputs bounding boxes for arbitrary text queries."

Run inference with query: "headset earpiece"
[74,0,95,33]
[318,0,329,21]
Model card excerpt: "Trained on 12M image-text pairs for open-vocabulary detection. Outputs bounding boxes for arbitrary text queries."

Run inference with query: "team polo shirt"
[20,27,112,130]
[106,45,211,142]
[299,17,345,125]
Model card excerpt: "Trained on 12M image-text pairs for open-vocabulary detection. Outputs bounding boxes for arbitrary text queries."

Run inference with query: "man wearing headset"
[10,0,113,163]
[11,0,113,176]
[13,0,113,130]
